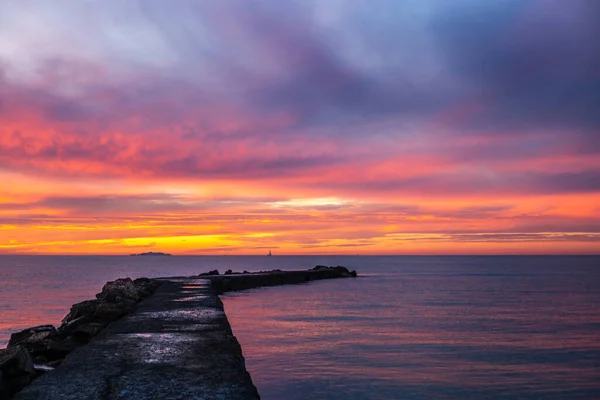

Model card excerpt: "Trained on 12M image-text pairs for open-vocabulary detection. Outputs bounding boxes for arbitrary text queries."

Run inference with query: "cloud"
[430,0,600,133]
[1,0,599,253]
[430,233,600,243]
[1,0,597,135]
[311,169,600,197]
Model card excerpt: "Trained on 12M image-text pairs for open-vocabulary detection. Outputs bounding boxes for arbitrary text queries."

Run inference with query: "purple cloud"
[0,0,599,198]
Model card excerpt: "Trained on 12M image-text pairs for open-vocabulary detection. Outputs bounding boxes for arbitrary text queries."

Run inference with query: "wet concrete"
[12,268,357,399]
[13,279,260,400]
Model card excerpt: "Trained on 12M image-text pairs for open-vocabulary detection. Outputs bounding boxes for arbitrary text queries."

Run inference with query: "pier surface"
[10,267,356,399]
[13,278,260,400]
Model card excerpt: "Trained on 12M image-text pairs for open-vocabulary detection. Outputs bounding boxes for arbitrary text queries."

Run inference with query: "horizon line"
[1,253,599,257]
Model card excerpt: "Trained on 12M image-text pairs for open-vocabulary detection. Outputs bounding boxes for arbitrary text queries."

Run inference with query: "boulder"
[14,338,54,360]
[58,315,89,337]
[0,346,35,377]
[93,301,134,323]
[96,278,140,303]
[42,339,80,361]
[32,355,48,364]
[0,371,6,399]
[61,300,100,325]
[0,277,163,396]
[46,359,63,369]
[10,337,75,362]
[312,265,357,277]
[60,301,133,334]
[133,277,159,299]
[8,325,57,348]
[72,323,105,343]
[7,375,33,395]
[59,300,135,342]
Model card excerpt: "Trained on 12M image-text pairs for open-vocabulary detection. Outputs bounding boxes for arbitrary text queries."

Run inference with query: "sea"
[1,255,599,399]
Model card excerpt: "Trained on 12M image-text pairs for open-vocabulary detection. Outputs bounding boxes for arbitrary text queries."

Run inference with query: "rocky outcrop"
[60,299,134,331]
[199,269,220,276]
[59,277,160,334]
[313,265,358,277]
[0,371,5,399]
[13,279,261,400]
[133,277,160,298]
[0,345,36,397]
[96,278,140,302]
[4,277,162,397]
[7,326,56,349]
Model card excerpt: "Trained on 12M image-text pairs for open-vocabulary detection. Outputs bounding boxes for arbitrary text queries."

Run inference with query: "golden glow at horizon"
[1,174,599,254]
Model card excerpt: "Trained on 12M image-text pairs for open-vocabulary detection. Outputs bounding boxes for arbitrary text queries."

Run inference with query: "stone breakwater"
[207,265,358,294]
[1,266,357,399]
[0,278,161,399]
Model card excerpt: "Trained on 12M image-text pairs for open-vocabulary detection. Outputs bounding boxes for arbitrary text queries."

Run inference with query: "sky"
[0,0,599,255]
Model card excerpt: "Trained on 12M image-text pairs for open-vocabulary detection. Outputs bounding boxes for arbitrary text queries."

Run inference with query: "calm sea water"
[1,255,599,399]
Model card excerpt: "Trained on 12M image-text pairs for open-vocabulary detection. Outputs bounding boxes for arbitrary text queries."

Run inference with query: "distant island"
[129,252,172,256]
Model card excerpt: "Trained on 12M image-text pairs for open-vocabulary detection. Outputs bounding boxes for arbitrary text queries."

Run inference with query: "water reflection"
[1,255,599,398]
[0,255,325,346]
[223,257,600,399]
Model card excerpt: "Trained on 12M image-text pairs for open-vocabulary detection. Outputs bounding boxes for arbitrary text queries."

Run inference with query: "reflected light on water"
[223,256,600,399]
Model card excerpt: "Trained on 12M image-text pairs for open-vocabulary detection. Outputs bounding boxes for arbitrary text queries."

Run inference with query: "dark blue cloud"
[430,0,600,133]
[4,0,598,134]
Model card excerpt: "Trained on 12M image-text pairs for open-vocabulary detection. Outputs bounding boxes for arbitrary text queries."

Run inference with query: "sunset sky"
[0,0,599,255]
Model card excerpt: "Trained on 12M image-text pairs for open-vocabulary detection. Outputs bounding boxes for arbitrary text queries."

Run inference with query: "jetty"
[1,266,357,399]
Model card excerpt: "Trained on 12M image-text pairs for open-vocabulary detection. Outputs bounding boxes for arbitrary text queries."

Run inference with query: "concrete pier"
[9,267,357,399]
[13,279,260,400]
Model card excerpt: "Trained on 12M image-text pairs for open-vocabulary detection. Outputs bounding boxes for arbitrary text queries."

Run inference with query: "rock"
[133,277,159,299]
[13,338,75,362]
[8,325,57,348]
[0,371,7,399]
[133,277,153,285]
[136,288,152,299]
[61,299,134,330]
[0,346,35,377]
[200,269,220,276]
[312,265,358,277]
[7,375,33,394]
[93,301,134,323]
[0,278,161,396]
[72,323,104,343]
[61,300,100,325]
[58,315,89,337]
[96,278,140,303]
[43,339,80,361]
[46,360,63,369]
[32,356,48,364]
